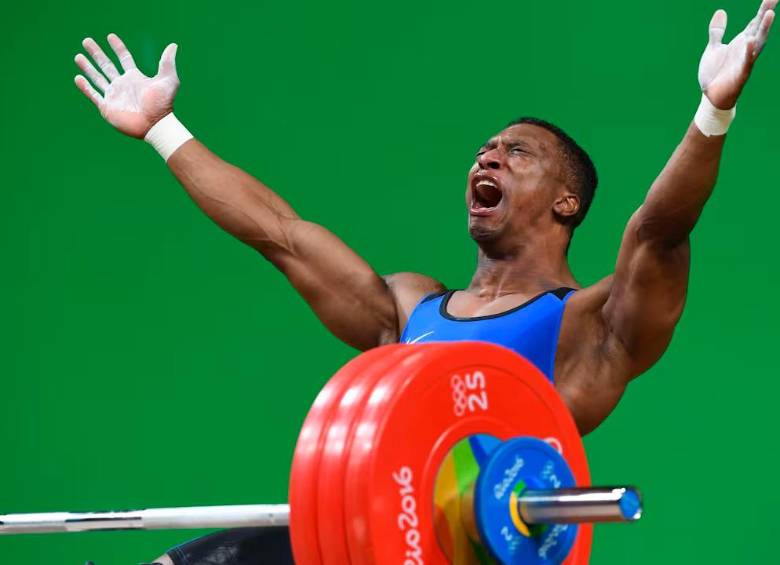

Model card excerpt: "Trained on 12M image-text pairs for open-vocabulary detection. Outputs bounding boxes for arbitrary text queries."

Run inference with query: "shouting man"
[72,2,775,563]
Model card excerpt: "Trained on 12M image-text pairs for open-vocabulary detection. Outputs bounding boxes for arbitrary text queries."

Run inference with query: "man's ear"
[553,193,580,220]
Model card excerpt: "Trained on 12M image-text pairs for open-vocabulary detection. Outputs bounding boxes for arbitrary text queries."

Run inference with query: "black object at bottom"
[167,527,294,565]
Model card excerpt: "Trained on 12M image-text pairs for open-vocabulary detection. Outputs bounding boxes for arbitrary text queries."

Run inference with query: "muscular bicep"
[265,220,399,351]
[603,210,691,375]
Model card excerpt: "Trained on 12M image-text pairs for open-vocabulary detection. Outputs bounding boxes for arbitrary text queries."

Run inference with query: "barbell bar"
[0,485,640,535]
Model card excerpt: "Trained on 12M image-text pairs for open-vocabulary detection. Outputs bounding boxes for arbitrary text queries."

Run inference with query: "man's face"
[466,123,569,244]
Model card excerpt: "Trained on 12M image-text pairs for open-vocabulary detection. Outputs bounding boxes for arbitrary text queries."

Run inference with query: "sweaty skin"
[160,119,709,435]
[73,5,776,438]
[149,116,707,436]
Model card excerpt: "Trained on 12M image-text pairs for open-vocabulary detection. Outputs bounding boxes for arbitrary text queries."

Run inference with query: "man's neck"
[467,241,578,300]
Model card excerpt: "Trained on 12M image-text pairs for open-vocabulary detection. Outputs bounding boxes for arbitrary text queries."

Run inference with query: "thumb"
[709,9,728,45]
[158,43,179,78]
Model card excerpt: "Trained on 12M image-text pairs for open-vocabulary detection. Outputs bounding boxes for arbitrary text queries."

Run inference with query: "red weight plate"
[344,344,454,564]
[345,342,591,565]
[289,345,399,565]
[317,345,444,564]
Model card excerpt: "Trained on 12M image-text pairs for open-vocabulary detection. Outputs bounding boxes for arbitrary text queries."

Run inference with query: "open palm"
[74,34,180,139]
[699,0,776,109]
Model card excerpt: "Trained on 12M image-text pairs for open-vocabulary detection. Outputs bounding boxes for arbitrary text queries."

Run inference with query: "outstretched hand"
[699,0,776,109]
[74,34,180,139]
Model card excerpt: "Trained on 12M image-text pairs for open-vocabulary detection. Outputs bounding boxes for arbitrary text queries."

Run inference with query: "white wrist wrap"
[144,113,193,161]
[694,94,736,137]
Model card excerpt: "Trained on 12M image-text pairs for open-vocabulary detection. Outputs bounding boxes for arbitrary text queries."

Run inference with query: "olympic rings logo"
[451,374,469,416]
[450,371,489,417]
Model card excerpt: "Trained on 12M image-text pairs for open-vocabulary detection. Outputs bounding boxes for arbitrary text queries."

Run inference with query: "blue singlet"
[399,288,575,383]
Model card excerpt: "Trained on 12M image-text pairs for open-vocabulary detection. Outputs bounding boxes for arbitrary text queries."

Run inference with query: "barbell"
[0,342,642,564]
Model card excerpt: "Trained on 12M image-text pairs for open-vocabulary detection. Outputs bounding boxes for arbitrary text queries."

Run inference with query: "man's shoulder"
[384,272,445,295]
[383,272,446,328]
[563,275,613,315]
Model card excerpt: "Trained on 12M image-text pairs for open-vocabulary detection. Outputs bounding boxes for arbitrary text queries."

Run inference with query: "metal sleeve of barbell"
[518,487,642,524]
[0,504,290,534]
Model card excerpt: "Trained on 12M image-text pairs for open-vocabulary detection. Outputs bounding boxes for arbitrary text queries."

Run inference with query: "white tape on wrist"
[144,113,193,161]
[694,94,735,137]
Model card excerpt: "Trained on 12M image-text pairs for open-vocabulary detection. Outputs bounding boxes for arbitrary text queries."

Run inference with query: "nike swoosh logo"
[406,331,435,344]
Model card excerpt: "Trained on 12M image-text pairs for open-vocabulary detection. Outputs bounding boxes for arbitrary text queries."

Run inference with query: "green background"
[2,0,778,563]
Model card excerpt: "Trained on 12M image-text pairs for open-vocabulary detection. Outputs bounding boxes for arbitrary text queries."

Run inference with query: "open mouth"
[470,177,503,215]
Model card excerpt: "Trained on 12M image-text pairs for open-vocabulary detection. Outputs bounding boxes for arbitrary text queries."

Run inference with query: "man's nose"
[477,149,501,170]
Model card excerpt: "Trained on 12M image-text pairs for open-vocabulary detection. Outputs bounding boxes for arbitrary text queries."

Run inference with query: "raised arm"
[602,1,775,374]
[73,34,442,350]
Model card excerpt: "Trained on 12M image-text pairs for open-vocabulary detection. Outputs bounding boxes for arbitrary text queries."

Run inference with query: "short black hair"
[506,117,597,231]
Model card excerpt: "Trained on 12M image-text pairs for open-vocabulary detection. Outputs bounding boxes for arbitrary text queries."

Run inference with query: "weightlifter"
[72,1,775,563]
